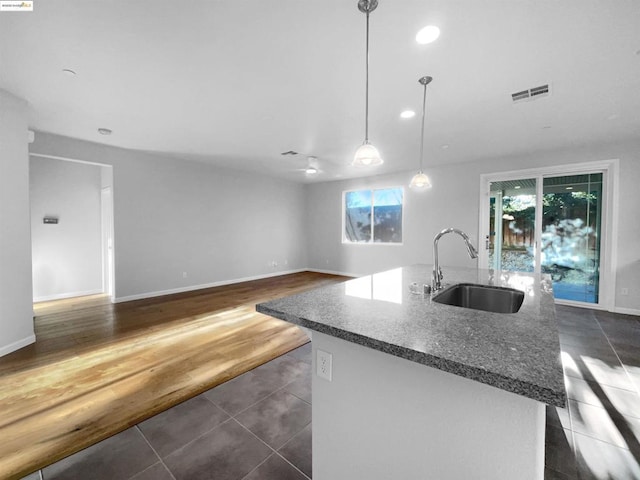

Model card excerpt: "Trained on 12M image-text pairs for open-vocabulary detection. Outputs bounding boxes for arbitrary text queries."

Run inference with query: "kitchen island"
[256,265,565,480]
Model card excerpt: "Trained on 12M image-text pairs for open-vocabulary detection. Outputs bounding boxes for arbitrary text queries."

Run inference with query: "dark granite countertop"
[257,265,566,407]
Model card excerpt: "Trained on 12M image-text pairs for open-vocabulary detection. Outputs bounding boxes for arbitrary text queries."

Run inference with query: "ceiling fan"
[291,156,323,176]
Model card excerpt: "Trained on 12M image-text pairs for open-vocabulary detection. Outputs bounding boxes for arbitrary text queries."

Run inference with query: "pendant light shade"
[409,75,433,189]
[354,142,382,166]
[409,171,431,189]
[352,0,383,167]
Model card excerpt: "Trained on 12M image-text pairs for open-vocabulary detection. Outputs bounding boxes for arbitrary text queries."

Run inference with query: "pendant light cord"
[364,9,370,144]
[419,81,427,171]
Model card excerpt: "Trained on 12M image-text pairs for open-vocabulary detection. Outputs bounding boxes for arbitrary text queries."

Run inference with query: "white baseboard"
[613,306,640,317]
[0,334,36,358]
[554,299,608,311]
[33,289,104,303]
[45,270,638,317]
[114,269,307,303]
[538,299,640,316]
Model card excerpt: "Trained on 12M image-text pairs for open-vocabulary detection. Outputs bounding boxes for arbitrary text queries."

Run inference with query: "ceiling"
[1,1,639,183]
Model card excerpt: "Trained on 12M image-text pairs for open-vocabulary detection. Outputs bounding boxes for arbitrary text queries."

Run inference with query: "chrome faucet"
[432,228,479,291]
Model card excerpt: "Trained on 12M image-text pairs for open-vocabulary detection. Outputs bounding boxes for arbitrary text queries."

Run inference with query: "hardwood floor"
[0,272,347,480]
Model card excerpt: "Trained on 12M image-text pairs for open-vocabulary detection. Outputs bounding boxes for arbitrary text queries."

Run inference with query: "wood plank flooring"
[0,271,347,480]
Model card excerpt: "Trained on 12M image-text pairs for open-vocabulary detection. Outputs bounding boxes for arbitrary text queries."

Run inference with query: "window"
[343,187,403,244]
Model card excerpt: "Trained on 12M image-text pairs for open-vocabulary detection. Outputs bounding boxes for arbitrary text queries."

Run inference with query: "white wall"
[24,131,640,313]
[0,89,35,356]
[305,139,640,313]
[29,132,308,301]
[30,156,103,301]
[312,332,545,480]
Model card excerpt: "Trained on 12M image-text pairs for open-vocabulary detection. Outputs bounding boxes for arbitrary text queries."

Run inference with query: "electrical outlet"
[621,288,629,296]
[317,349,332,381]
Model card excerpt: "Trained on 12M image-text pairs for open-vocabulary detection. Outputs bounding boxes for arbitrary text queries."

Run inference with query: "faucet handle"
[432,266,444,291]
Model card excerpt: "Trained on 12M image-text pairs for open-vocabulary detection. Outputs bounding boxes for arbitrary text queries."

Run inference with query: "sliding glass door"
[489,178,537,273]
[540,174,602,304]
[481,165,611,307]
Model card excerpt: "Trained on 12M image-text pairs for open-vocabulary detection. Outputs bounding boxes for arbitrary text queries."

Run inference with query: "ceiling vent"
[512,84,550,103]
[511,90,530,102]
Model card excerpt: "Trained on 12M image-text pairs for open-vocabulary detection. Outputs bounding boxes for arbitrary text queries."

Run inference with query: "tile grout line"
[145,416,238,463]
[233,418,311,480]
[225,345,313,479]
[134,425,178,480]
[229,383,312,476]
[204,379,295,419]
[136,386,310,477]
[204,359,311,419]
[220,348,313,479]
[565,383,640,420]
[593,314,640,398]
[271,377,312,406]
[238,454,274,480]
[201,389,244,417]
[562,308,640,470]
[558,308,615,477]
[562,354,579,478]
[274,425,313,479]
[270,450,311,480]
[144,353,311,475]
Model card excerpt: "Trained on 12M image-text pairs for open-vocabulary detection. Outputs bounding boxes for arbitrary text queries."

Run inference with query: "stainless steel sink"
[432,283,524,314]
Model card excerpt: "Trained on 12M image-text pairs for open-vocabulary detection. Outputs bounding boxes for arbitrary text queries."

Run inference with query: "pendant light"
[352,0,383,166]
[409,76,433,189]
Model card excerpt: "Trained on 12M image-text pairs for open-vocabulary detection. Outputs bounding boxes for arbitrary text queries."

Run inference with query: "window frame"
[342,186,405,246]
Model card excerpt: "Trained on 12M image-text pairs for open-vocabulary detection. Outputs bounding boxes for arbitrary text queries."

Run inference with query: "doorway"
[30,154,115,303]
[479,161,617,310]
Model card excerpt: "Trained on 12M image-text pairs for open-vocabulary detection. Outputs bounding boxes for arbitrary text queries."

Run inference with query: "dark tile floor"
[22,344,314,480]
[22,306,640,480]
[546,306,640,479]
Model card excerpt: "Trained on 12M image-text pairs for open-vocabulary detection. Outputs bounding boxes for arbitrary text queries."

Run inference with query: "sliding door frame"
[478,159,618,311]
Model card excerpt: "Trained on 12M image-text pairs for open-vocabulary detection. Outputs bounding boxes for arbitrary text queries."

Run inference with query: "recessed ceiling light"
[97,128,112,135]
[416,25,440,45]
[565,186,573,190]
[305,166,318,174]
[514,185,521,189]
[62,68,76,76]
[400,110,415,119]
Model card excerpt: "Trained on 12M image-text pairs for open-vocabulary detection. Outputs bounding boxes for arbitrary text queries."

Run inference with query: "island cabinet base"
[311,332,545,480]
